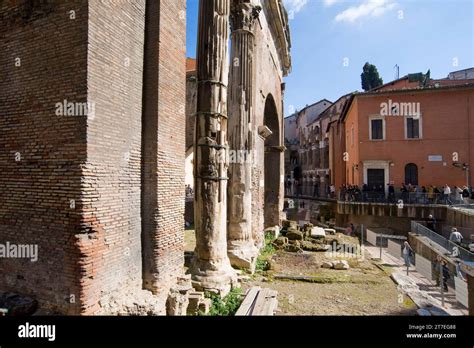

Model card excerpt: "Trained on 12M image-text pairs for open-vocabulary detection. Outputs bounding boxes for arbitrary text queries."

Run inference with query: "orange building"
[330,79,474,193]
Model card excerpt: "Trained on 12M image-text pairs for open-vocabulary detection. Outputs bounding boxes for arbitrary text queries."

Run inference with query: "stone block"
[286,230,304,241]
[310,227,326,238]
[282,220,298,229]
[324,228,337,235]
[264,226,280,240]
[321,261,334,269]
[167,288,189,316]
[333,260,350,270]
[301,241,330,252]
[285,244,303,253]
[273,236,288,247]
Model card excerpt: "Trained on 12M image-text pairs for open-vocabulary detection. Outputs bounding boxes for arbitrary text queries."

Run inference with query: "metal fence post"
[379,236,383,259]
[440,262,445,308]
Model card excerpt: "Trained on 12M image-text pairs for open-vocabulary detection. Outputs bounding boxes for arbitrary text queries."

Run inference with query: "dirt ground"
[243,250,417,315]
[184,230,417,315]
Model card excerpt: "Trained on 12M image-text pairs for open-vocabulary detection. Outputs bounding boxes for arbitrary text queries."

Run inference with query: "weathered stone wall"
[141,0,186,297]
[446,208,474,231]
[83,0,147,314]
[0,0,186,315]
[186,71,197,151]
[0,0,88,314]
[336,202,448,234]
[337,202,474,236]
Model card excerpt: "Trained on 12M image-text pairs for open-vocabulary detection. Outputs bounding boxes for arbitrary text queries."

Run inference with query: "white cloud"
[323,0,341,7]
[283,0,309,14]
[335,0,398,23]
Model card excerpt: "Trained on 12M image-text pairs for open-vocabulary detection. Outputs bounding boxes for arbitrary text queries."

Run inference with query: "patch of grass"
[255,232,277,272]
[203,287,243,316]
[285,274,351,284]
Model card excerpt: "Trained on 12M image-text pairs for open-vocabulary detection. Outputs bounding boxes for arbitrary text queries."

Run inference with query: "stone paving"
[365,244,468,315]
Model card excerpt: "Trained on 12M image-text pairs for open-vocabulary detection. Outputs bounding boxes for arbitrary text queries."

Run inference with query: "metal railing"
[411,221,474,262]
[338,191,473,206]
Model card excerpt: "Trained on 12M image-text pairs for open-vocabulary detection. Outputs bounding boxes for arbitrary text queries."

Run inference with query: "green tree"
[361,62,383,91]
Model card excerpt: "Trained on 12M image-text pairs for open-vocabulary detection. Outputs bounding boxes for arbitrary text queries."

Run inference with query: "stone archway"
[263,94,282,228]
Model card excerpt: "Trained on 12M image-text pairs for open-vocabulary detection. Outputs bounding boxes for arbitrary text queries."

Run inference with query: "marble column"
[190,0,237,295]
[227,0,261,271]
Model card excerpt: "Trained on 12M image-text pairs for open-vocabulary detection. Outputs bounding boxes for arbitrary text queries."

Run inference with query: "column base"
[189,258,238,296]
[227,240,259,273]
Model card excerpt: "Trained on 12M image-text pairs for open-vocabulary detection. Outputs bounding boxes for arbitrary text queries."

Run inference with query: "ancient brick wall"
[0,0,88,314]
[0,0,186,315]
[141,0,186,296]
[82,0,147,314]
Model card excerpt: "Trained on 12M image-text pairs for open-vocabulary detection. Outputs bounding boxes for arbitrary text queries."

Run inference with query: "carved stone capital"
[230,0,261,32]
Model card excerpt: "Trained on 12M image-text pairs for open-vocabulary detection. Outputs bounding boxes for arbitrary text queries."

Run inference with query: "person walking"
[433,255,441,286]
[443,184,452,205]
[455,259,467,282]
[449,227,463,245]
[402,241,413,270]
[441,260,450,292]
[454,186,462,204]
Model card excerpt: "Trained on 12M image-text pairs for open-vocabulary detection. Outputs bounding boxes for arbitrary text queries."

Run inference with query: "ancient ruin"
[190,0,237,294]
[189,0,291,291]
[227,0,261,272]
[0,0,291,315]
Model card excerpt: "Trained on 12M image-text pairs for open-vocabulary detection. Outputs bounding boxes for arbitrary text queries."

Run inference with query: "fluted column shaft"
[190,0,236,294]
[227,0,261,271]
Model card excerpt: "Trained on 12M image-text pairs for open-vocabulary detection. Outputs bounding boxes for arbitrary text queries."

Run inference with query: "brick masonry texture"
[83,0,147,315]
[0,0,186,315]
[141,0,186,296]
[0,0,88,315]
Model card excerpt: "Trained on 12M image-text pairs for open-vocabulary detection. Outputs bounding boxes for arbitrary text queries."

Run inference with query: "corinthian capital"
[230,0,262,32]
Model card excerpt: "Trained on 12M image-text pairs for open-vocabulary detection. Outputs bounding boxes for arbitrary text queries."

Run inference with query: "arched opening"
[405,163,418,186]
[263,94,281,228]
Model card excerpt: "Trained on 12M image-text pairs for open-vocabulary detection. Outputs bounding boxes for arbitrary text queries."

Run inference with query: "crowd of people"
[338,183,473,205]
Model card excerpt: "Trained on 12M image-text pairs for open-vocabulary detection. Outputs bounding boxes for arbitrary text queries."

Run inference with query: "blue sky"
[186,0,474,116]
